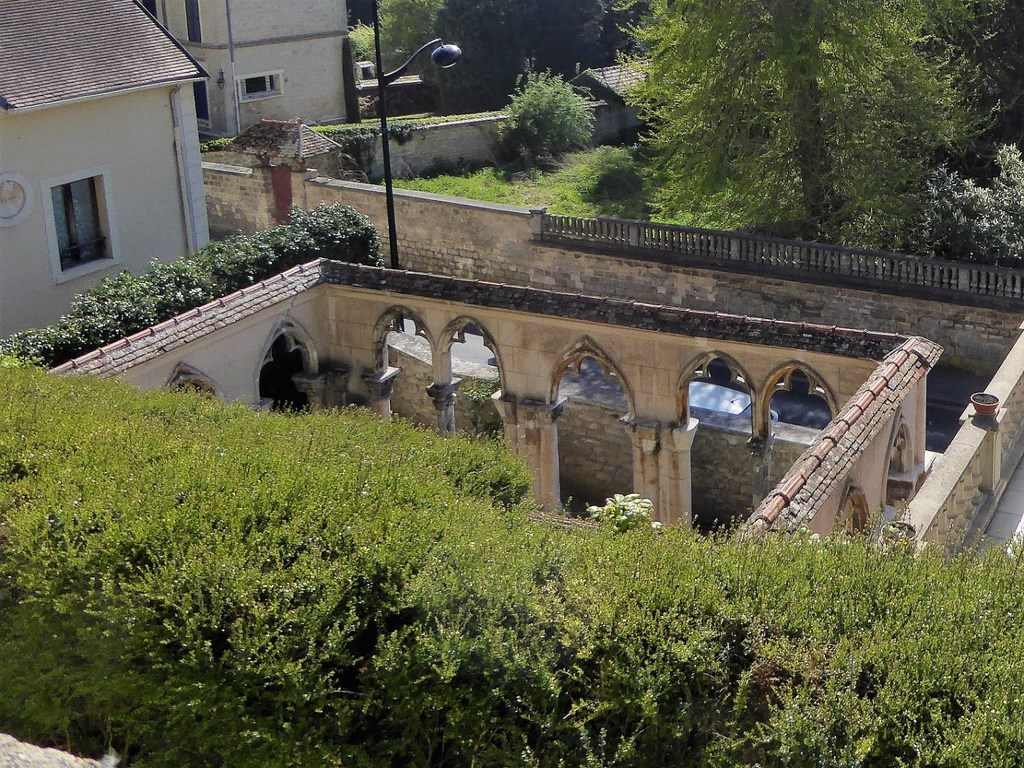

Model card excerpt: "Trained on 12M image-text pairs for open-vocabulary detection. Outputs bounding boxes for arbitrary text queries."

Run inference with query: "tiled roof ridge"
[747,336,943,534]
[52,261,323,377]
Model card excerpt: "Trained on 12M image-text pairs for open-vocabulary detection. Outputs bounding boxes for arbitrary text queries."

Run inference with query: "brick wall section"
[301,179,1021,372]
[202,161,276,238]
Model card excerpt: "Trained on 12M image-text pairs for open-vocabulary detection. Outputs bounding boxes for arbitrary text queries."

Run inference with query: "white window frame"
[40,165,121,284]
[238,71,284,102]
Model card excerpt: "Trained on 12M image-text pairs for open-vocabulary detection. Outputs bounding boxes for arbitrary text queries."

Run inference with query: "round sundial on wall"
[0,172,32,227]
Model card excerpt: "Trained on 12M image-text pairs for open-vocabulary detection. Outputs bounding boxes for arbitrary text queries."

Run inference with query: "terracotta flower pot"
[971,392,1000,416]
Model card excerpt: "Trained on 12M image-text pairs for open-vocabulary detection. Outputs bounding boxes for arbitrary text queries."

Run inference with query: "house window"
[185,0,202,42]
[140,0,158,18]
[239,72,283,101]
[50,177,109,271]
[193,80,210,122]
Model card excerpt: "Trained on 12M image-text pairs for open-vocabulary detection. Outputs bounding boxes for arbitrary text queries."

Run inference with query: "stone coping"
[307,177,534,217]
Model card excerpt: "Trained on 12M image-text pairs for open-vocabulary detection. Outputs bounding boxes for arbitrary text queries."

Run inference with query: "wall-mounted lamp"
[216,69,226,89]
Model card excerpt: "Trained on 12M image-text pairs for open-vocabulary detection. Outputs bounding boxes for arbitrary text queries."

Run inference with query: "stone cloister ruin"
[56,260,939,535]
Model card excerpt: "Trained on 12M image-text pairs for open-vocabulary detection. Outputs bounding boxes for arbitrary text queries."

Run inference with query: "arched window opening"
[259,335,309,411]
[167,363,219,398]
[769,368,833,431]
[447,319,502,437]
[553,348,634,515]
[840,486,870,535]
[687,356,754,429]
[374,308,435,426]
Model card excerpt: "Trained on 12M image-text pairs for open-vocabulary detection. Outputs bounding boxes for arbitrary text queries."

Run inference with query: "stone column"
[493,394,566,510]
[623,415,663,514]
[748,432,776,509]
[622,416,699,526]
[660,418,699,527]
[362,367,401,419]
[322,364,351,409]
[291,372,327,413]
[426,378,463,435]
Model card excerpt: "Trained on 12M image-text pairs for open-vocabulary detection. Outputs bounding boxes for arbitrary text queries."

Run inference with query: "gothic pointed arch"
[372,305,433,372]
[887,418,913,475]
[550,336,636,416]
[838,484,870,535]
[166,362,221,398]
[677,351,756,420]
[440,315,506,390]
[761,361,837,413]
[256,318,318,411]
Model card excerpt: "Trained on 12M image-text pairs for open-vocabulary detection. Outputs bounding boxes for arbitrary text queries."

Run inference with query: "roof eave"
[1,76,207,114]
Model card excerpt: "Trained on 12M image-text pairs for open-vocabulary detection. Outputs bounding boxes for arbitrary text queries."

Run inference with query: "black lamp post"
[371,2,461,269]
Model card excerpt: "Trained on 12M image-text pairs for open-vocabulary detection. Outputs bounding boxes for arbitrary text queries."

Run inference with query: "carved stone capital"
[621,415,662,455]
[494,394,567,426]
[426,378,463,410]
[362,366,401,401]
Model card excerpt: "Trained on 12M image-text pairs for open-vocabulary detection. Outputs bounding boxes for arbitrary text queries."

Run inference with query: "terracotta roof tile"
[0,0,205,112]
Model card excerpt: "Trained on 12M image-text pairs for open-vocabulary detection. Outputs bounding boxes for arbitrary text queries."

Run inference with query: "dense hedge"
[0,205,380,368]
[3,366,1024,766]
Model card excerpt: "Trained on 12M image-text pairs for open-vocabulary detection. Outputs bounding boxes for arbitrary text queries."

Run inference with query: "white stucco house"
[0,0,210,336]
[142,0,351,136]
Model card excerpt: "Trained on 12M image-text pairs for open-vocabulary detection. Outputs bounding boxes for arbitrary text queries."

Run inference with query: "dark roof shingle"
[0,0,205,112]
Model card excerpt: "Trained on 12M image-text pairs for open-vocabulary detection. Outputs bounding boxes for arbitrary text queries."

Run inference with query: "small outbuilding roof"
[232,119,344,163]
[0,0,205,112]
[571,64,645,103]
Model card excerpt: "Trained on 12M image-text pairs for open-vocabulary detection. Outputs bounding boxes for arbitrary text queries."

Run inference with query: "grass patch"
[394,146,653,219]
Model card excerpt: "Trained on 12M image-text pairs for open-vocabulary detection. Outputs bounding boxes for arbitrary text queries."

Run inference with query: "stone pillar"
[748,432,776,508]
[529,207,546,239]
[362,367,401,419]
[622,416,699,526]
[660,418,699,526]
[291,372,327,413]
[322,364,351,409]
[623,416,662,513]
[493,394,566,510]
[426,378,462,435]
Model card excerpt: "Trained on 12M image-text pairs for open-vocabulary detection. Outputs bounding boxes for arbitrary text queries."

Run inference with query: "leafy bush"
[914,144,1024,265]
[587,492,657,532]
[497,72,594,165]
[0,204,381,367]
[5,369,1024,766]
[199,136,236,153]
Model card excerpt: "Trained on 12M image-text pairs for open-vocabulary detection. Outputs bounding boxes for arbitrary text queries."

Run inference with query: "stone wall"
[202,161,276,238]
[908,325,1024,547]
[367,116,502,180]
[557,399,634,507]
[301,179,1023,372]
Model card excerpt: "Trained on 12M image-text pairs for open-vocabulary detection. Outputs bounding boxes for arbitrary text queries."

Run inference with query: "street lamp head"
[431,43,462,69]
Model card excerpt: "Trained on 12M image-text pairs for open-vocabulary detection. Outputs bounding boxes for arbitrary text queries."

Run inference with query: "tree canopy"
[631,0,977,248]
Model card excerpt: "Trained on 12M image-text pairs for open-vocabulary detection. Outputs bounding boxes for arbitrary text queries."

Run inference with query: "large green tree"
[631,0,976,248]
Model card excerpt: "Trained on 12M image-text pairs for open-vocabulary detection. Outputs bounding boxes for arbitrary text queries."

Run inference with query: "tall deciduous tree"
[631,0,976,248]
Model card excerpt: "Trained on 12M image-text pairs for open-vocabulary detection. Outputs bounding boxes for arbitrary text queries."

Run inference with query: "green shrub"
[914,144,1024,265]
[199,136,236,153]
[0,204,381,367]
[4,369,1024,766]
[497,72,594,165]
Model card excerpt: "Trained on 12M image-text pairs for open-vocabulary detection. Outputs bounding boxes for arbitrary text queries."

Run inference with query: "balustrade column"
[361,367,401,419]
[426,378,462,435]
[493,394,566,510]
